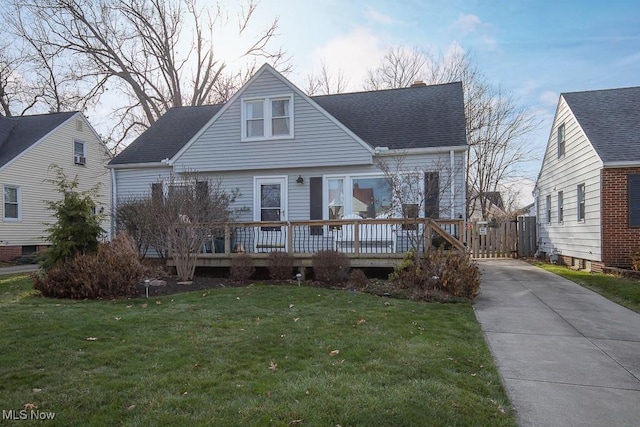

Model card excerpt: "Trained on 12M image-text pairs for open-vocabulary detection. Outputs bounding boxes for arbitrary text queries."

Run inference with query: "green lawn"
[0,274,514,426]
[535,263,640,313]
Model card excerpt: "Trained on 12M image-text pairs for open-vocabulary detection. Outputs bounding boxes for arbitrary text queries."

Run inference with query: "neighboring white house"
[108,64,468,254]
[534,86,640,272]
[0,112,112,261]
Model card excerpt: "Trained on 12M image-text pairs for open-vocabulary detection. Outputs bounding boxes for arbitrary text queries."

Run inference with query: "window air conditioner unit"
[74,155,86,165]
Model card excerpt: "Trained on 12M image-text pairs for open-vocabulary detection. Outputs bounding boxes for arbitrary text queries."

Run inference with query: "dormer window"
[242,95,293,141]
[74,140,86,165]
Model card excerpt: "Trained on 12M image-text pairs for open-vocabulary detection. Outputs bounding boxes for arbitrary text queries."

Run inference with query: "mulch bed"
[136,276,244,298]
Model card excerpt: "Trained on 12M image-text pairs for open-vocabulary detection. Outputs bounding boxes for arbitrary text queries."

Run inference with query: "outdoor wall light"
[296,175,304,184]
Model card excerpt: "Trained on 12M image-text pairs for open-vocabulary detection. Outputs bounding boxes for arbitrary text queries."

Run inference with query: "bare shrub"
[349,269,369,289]
[230,253,255,282]
[312,250,350,285]
[33,233,145,299]
[390,248,480,301]
[266,251,295,281]
[632,249,640,271]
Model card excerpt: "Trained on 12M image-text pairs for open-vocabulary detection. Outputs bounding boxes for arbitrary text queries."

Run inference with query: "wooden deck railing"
[192,218,465,256]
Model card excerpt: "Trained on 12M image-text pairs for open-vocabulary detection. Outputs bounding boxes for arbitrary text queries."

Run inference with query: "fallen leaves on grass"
[23,403,37,410]
[32,388,42,393]
[86,337,98,341]
[269,360,278,372]
[126,404,136,411]
[293,317,300,322]
[329,349,339,356]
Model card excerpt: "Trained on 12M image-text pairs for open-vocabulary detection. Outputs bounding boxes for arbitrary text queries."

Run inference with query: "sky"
[83,0,638,206]
[209,0,639,205]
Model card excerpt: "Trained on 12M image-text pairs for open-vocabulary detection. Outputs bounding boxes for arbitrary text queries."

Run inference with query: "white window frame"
[577,183,586,221]
[323,173,423,221]
[546,195,551,223]
[557,191,564,223]
[557,123,565,158]
[241,94,294,141]
[74,140,86,165]
[3,184,21,221]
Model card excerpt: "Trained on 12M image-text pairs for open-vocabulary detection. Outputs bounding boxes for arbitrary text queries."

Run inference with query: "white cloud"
[364,7,397,25]
[305,27,387,91]
[453,14,497,50]
[539,91,559,106]
[455,14,482,35]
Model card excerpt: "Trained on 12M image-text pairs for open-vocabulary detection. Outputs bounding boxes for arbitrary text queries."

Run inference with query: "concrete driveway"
[0,264,39,275]
[475,259,640,427]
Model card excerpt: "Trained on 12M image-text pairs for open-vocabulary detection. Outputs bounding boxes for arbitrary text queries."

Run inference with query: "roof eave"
[374,145,468,157]
[107,161,172,169]
[602,161,640,168]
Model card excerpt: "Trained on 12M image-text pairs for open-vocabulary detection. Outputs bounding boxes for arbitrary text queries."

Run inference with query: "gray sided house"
[108,64,467,257]
[535,86,640,272]
[0,112,112,261]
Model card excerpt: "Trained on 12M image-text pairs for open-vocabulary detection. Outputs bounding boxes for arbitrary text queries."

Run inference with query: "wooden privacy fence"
[468,216,537,258]
[469,220,518,258]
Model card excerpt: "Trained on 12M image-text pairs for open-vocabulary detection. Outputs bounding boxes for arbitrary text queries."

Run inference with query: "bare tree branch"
[367,46,540,219]
[2,0,288,150]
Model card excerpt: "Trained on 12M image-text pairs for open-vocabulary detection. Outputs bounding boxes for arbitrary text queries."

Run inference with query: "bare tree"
[4,0,288,149]
[116,173,237,281]
[376,155,466,261]
[366,46,539,220]
[304,61,349,95]
[364,46,427,90]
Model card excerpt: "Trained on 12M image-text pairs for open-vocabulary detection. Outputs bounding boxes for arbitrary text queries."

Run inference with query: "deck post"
[287,222,294,255]
[224,224,231,254]
[353,220,360,255]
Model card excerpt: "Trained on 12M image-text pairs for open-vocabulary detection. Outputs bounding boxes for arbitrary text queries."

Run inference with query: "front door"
[254,177,288,252]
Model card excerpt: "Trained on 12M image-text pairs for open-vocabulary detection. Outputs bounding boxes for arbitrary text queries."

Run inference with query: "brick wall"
[601,167,640,268]
[0,246,22,262]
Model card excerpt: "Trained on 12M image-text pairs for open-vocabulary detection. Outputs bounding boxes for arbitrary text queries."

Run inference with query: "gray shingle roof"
[313,82,467,150]
[563,86,640,163]
[108,105,223,165]
[109,81,467,166]
[0,112,77,169]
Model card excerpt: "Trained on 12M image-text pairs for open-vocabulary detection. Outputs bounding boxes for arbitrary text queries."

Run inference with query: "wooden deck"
[166,218,465,271]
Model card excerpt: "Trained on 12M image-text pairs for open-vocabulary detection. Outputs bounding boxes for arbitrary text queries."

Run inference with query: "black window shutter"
[309,177,323,235]
[629,174,640,227]
[151,182,163,205]
[425,172,440,219]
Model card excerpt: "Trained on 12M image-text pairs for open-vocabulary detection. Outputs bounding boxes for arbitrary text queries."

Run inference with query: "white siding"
[171,150,466,222]
[0,114,112,246]
[536,97,603,261]
[114,167,173,199]
[173,69,373,172]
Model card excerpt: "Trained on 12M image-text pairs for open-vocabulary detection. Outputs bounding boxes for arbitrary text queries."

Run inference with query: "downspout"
[110,167,117,240]
[461,149,468,244]
[450,150,455,219]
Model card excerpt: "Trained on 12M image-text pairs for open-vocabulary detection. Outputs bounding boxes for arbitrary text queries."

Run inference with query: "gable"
[536,97,603,191]
[172,67,374,172]
[111,64,468,170]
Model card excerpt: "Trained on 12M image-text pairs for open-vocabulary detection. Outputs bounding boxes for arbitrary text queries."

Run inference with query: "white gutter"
[374,145,468,157]
[602,161,640,168]
[106,162,171,169]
